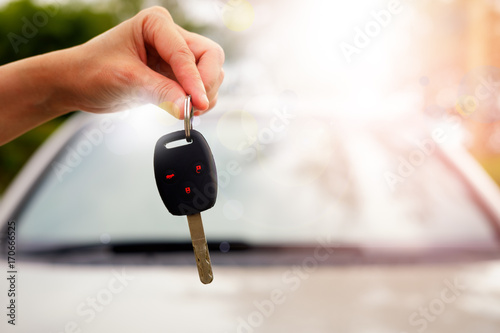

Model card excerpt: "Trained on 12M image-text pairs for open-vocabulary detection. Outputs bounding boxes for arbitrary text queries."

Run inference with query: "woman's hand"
[69,6,225,117]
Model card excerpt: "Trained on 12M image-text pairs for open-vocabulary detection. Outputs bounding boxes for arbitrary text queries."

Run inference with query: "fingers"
[178,28,225,112]
[195,69,224,116]
[195,93,218,116]
[195,49,225,111]
[131,7,225,116]
[139,7,209,111]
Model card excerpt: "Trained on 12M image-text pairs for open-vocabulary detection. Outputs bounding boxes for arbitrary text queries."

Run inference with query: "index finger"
[178,29,225,96]
[140,8,209,111]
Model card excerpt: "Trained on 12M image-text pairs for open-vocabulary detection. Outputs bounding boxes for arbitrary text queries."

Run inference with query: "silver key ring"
[184,95,194,142]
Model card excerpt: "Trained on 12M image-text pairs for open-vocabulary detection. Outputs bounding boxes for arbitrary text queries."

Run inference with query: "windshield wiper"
[13,240,256,256]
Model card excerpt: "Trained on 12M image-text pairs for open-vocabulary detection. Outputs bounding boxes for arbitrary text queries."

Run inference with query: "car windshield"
[15,105,498,251]
[11,0,500,252]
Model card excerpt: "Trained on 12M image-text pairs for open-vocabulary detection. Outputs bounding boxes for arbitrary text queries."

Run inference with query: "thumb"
[143,70,186,119]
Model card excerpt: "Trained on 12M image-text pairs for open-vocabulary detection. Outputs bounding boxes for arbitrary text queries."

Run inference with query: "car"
[1,98,500,332]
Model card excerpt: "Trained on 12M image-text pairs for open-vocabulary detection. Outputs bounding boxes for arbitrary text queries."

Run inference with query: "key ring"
[184,95,194,142]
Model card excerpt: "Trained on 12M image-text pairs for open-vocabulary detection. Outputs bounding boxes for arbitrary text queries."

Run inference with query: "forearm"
[0,49,75,145]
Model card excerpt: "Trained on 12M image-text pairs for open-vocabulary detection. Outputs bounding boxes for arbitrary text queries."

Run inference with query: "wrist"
[37,47,82,116]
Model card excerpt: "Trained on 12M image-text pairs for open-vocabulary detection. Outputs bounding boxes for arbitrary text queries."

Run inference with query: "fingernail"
[202,94,209,108]
[199,81,207,95]
[198,81,209,109]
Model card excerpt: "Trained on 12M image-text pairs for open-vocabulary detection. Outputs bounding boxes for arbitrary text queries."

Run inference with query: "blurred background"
[0,0,500,194]
[1,2,500,332]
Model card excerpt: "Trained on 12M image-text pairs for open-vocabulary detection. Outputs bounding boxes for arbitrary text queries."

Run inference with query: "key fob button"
[181,182,197,200]
[164,169,178,184]
[193,162,205,176]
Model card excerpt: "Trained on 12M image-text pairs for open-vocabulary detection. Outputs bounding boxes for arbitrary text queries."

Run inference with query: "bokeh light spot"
[419,76,429,86]
[100,233,111,244]
[219,241,231,253]
[216,110,258,151]
[222,0,255,32]
[456,95,478,117]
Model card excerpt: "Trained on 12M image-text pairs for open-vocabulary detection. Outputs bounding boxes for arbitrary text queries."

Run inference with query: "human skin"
[0,6,225,145]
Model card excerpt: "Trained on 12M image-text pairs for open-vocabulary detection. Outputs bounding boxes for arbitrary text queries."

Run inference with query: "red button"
[193,162,204,175]
[182,183,195,199]
[164,170,177,184]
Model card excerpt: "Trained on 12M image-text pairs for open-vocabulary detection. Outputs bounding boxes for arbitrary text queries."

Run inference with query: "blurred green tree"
[0,0,142,195]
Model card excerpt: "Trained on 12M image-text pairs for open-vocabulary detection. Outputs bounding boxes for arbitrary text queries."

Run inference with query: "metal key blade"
[187,213,213,284]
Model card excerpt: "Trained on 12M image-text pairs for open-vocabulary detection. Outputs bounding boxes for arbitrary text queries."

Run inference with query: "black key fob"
[154,129,218,216]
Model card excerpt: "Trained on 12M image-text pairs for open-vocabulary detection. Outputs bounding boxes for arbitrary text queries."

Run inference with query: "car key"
[153,96,217,284]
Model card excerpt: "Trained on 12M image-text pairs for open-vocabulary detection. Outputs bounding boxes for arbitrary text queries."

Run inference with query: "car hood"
[2,260,500,333]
